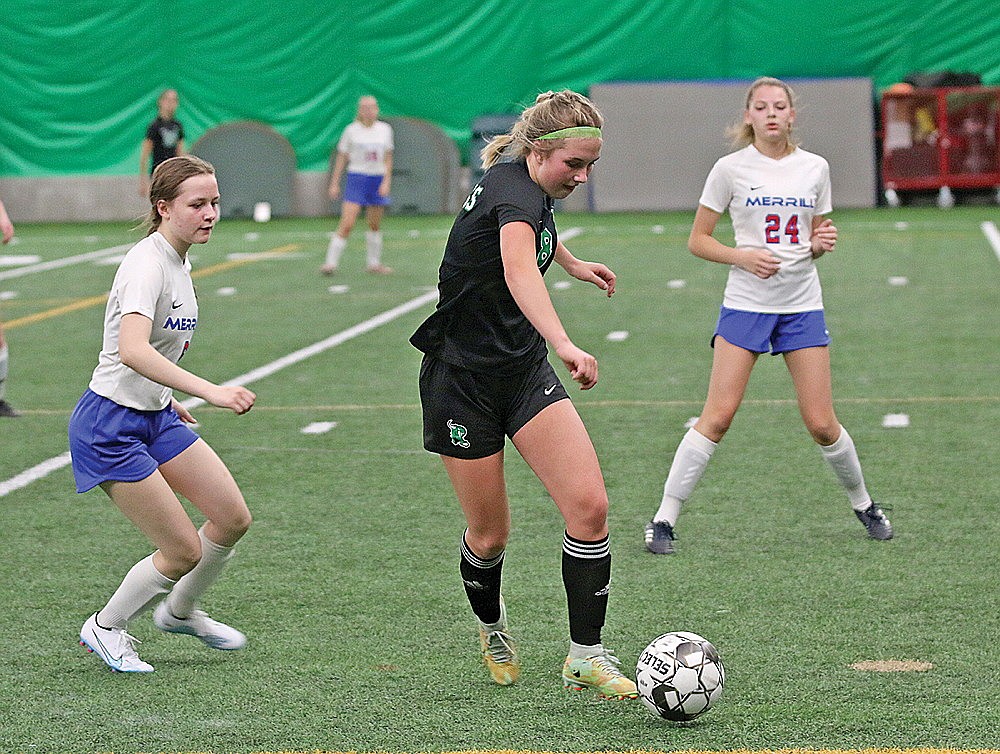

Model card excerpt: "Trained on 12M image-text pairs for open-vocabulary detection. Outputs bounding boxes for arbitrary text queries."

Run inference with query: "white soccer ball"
[636,631,725,721]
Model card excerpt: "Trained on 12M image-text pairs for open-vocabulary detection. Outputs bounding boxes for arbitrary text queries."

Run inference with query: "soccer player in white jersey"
[321,95,394,275]
[644,77,892,555]
[70,155,256,672]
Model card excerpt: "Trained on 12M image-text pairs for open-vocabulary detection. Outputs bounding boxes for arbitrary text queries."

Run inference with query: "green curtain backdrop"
[2,0,997,176]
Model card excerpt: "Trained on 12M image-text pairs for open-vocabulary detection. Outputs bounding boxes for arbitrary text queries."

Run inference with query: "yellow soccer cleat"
[562,648,638,700]
[478,596,520,685]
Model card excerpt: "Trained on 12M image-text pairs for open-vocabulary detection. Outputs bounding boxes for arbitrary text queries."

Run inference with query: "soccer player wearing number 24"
[644,77,892,556]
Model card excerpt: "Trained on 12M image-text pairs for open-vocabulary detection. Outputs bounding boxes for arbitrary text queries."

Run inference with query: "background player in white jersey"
[411,91,636,700]
[70,155,257,672]
[321,95,394,275]
[644,77,892,555]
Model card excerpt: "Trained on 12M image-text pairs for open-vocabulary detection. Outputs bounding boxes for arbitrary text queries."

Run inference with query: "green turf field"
[0,207,997,753]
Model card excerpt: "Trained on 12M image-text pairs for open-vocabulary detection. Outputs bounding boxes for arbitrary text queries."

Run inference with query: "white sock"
[324,234,347,269]
[0,343,8,400]
[653,428,717,524]
[365,230,383,267]
[163,527,235,619]
[97,554,176,629]
[819,425,872,510]
[569,641,603,659]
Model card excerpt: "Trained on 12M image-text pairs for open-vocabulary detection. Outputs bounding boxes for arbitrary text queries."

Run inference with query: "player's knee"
[163,538,202,577]
[568,492,609,538]
[697,413,734,441]
[219,507,252,542]
[805,416,840,445]
[466,526,509,558]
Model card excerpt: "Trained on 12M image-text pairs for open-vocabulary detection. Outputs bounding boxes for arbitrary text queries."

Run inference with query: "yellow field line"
[209,749,1000,754]
[5,292,109,326]
[441,750,1000,754]
[3,244,299,330]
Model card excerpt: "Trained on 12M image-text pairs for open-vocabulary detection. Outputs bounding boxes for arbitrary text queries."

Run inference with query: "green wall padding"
[2,1,998,177]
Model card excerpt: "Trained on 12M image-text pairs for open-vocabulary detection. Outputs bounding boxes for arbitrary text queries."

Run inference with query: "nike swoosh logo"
[92,633,124,665]
[750,185,764,191]
[543,384,558,395]
[171,302,183,309]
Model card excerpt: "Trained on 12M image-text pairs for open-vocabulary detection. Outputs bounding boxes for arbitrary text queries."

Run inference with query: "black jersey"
[410,159,558,374]
[145,117,184,172]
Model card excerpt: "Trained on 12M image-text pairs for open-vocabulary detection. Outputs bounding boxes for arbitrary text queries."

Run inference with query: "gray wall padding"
[191,121,296,218]
[591,79,877,211]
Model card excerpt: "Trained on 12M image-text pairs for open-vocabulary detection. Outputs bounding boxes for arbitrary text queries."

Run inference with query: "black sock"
[562,531,611,646]
[460,533,504,624]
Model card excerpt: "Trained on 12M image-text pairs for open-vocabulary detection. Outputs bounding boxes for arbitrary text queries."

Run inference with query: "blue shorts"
[343,172,390,206]
[68,389,200,493]
[713,307,831,355]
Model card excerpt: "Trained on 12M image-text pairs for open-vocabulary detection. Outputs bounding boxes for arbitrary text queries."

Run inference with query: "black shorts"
[419,354,569,459]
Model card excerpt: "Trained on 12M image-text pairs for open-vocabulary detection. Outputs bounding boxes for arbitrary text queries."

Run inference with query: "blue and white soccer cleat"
[644,520,676,554]
[855,502,893,540]
[79,613,153,673]
[153,602,247,650]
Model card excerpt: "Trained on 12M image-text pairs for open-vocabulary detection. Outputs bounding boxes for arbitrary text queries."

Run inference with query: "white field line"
[0,244,132,281]
[981,221,1000,263]
[0,289,439,498]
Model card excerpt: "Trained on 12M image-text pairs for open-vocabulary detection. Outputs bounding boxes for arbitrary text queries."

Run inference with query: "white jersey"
[89,232,198,410]
[700,144,832,313]
[337,120,394,176]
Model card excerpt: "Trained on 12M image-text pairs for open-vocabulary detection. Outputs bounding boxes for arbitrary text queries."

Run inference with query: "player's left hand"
[555,342,598,390]
[811,218,837,258]
[570,260,616,297]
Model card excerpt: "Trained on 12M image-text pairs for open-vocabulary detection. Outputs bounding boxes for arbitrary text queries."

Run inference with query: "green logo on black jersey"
[537,227,554,268]
[447,419,470,448]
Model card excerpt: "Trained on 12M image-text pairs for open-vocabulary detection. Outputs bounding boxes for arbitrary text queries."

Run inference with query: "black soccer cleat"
[855,502,893,540]
[0,399,21,418]
[644,520,676,554]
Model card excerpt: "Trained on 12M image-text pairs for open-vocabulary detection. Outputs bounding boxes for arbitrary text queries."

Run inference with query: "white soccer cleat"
[153,602,247,650]
[79,613,154,673]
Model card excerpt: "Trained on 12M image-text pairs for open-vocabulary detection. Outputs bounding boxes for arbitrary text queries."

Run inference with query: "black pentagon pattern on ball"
[651,681,701,721]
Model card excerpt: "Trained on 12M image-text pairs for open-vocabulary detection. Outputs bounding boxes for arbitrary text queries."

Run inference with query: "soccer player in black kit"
[411,90,637,699]
[139,89,185,198]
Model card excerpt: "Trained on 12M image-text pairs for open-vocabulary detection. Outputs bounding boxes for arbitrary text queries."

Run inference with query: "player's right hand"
[737,247,780,279]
